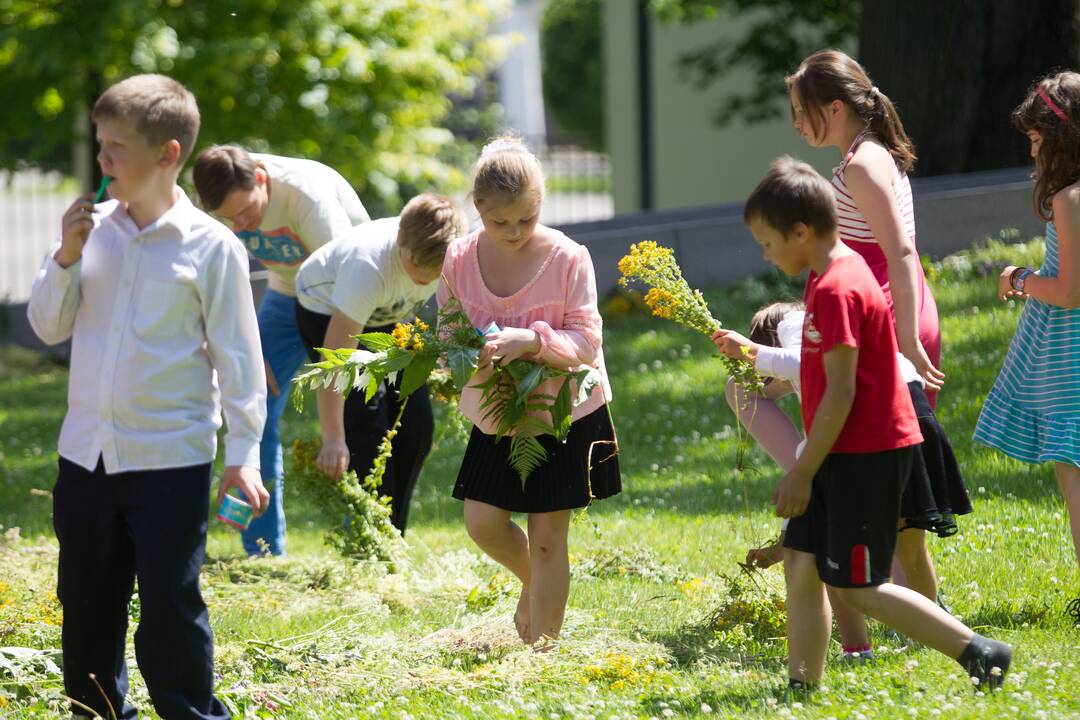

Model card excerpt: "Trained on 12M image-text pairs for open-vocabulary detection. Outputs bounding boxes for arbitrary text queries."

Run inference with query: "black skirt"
[453,404,622,513]
[899,383,974,537]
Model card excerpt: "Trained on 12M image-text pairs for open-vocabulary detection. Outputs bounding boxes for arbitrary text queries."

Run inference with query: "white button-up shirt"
[27,188,266,474]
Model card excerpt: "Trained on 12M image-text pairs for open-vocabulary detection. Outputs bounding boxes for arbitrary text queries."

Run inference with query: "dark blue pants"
[53,457,230,720]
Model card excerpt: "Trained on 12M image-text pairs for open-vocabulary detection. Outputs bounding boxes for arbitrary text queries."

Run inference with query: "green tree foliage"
[0,0,510,210]
[649,0,858,126]
[540,0,604,150]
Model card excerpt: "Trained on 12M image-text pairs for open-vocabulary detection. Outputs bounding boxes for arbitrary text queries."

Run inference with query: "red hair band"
[1038,85,1069,123]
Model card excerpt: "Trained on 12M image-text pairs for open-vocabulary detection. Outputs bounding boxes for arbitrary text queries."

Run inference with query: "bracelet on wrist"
[1011,267,1034,293]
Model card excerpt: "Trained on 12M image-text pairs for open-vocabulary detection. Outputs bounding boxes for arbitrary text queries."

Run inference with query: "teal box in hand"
[216,492,253,531]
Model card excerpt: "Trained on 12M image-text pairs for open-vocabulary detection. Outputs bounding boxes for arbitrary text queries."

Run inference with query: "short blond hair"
[92,74,200,166]
[472,134,546,209]
[398,193,466,269]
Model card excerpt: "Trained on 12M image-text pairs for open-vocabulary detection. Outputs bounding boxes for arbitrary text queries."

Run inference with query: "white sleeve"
[26,245,82,345]
[200,235,267,469]
[897,353,923,386]
[754,345,801,382]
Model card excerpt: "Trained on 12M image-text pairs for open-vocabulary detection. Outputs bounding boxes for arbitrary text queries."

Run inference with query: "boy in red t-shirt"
[742,156,1012,693]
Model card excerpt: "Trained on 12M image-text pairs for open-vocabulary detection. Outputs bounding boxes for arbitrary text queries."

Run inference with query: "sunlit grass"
[1,233,1078,718]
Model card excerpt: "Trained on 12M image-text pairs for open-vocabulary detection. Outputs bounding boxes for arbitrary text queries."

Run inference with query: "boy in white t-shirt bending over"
[295,193,465,532]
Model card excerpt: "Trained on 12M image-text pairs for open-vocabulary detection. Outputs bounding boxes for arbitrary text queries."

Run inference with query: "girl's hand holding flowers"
[478,328,541,368]
[711,329,759,363]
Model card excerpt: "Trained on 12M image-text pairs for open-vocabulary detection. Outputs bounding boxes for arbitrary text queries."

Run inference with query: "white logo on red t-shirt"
[804,312,822,346]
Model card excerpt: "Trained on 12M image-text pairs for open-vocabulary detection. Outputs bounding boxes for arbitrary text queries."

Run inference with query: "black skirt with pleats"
[452,404,622,513]
[899,382,974,537]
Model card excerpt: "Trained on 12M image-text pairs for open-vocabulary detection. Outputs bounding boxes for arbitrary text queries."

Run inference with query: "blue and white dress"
[974,222,1080,467]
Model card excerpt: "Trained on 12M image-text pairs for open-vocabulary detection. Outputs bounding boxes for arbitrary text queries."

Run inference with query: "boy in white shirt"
[28,74,268,720]
[295,193,465,532]
[193,146,370,556]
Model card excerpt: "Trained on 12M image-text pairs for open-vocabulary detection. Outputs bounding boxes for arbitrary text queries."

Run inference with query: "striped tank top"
[829,130,942,394]
[831,130,917,267]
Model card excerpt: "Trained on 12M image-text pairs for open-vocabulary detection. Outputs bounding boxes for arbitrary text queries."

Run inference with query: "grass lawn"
[1,233,1078,719]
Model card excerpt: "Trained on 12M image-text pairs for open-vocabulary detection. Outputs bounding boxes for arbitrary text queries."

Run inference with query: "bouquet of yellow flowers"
[617,241,763,392]
[291,294,602,484]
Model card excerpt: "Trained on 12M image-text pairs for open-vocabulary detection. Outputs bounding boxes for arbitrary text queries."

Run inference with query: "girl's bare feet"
[514,585,532,643]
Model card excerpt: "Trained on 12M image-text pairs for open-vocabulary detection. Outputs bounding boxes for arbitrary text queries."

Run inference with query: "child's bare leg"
[1055,462,1080,570]
[831,583,971,658]
[827,586,870,650]
[725,379,800,472]
[894,527,937,600]
[526,510,573,644]
[463,500,532,641]
[785,548,831,683]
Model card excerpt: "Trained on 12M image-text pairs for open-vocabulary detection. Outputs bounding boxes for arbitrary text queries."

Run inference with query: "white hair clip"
[479,138,526,161]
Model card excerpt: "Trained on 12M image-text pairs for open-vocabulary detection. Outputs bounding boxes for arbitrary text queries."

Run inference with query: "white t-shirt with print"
[234,154,370,296]
[295,217,438,328]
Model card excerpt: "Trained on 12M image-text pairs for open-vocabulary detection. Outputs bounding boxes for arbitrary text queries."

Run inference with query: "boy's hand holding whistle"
[56,177,110,269]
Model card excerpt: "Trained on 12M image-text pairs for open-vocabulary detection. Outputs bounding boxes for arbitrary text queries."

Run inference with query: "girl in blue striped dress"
[974,72,1080,619]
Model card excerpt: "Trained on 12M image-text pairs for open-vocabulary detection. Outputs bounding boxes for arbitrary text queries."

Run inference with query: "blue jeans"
[242,288,308,556]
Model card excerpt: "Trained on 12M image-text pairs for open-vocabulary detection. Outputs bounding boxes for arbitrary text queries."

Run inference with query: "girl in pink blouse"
[437,136,620,646]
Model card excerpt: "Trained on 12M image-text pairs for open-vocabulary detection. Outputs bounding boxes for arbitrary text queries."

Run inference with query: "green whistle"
[93,176,111,203]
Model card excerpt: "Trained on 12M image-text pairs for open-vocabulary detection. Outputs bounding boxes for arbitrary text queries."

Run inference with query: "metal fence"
[535,143,613,225]
[0,170,70,304]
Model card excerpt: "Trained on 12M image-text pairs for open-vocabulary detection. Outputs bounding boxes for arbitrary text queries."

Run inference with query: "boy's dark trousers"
[53,457,230,720]
[343,379,434,532]
[294,306,434,533]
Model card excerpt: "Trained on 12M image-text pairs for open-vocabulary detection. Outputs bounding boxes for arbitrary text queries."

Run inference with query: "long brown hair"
[786,50,916,174]
[1012,71,1080,221]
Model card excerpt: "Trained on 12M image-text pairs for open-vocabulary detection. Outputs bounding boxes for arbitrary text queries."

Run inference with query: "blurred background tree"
[540,0,604,151]
[0,0,511,214]
[651,0,1079,175]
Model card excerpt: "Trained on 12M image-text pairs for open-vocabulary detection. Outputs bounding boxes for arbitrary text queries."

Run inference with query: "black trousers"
[53,456,229,720]
[295,303,434,533]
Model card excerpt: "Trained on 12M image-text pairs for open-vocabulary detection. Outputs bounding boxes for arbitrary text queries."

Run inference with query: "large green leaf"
[357,332,396,352]
[551,377,573,441]
[514,363,546,401]
[400,353,438,398]
[447,347,480,390]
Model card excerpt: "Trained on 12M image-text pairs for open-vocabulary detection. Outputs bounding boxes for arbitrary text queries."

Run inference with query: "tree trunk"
[859,0,1079,176]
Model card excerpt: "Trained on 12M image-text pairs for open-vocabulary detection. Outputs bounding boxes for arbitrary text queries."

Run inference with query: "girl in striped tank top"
[786,50,943,407]
[784,50,971,614]
[974,73,1080,618]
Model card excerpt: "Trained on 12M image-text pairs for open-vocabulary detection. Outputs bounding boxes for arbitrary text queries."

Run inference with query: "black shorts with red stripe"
[783,446,915,588]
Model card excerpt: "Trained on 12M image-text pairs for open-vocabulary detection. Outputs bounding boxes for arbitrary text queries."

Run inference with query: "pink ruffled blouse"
[436,228,612,436]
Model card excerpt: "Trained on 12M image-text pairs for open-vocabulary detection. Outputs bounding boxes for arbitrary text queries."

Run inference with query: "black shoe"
[959,637,1012,690]
[782,679,814,704]
[1066,597,1080,626]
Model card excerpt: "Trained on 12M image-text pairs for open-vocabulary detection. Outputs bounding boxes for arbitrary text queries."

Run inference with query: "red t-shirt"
[800,253,923,453]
